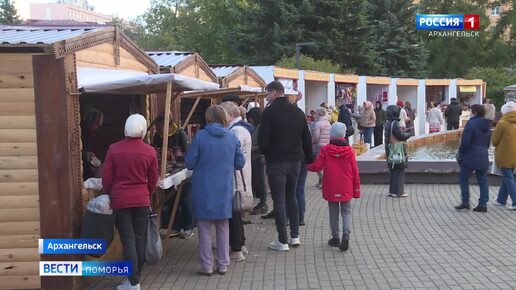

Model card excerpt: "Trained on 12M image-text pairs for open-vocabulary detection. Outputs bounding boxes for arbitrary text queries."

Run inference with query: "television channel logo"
[416,14,480,31]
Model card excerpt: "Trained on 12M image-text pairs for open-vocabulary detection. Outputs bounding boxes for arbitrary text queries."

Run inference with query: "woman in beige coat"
[220,102,253,261]
[360,101,376,146]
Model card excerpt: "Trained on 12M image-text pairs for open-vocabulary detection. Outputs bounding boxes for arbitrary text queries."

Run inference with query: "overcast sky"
[16,0,151,20]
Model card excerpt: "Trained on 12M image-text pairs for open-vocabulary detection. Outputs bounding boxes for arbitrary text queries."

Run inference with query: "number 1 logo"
[464,14,480,30]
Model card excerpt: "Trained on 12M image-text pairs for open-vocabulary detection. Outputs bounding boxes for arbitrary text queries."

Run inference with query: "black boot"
[473,206,487,212]
[328,238,340,247]
[261,210,275,219]
[251,203,268,215]
[339,234,349,252]
[454,203,470,210]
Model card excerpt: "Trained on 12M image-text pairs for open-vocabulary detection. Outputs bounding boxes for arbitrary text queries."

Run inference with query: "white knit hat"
[124,114,147,139]
[330,122,347,139]
[501,101,516,115]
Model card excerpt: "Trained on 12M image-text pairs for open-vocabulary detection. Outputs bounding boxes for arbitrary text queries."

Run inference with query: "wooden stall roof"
[0,25,158,73]
[397,78,420,86]
[147,51,218,83]
[366,76,391,85]
[210,65,266,88]
[334,73,359,84]
[425,79,451,86]
[304,70,330,82]
[274,67,299,80]
[456,79,483,86]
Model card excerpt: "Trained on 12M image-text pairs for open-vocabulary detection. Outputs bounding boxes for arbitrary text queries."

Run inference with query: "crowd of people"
[100,80,516,289]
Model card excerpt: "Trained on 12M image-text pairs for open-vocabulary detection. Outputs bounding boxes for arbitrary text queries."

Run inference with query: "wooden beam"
[182,97,201,129]
[0,195,39,209]
[0,235,39,248]
[0,261,39,276]
[0,248,39,262]
[241,96,253,107]
[33,54,80,290]
[160,82,173,180]
[0,182,38,196]
[0,221,39,235]
[165,183,184,235]
[0,276,40,289]
[0,143,37,157]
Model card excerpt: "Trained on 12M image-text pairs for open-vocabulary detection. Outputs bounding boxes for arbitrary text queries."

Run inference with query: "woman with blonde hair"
[102,114,159,290]
[360,101,376,146]
[186,105,245,275]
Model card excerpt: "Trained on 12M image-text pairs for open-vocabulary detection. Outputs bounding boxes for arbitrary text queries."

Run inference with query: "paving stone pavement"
[86,174,516,290]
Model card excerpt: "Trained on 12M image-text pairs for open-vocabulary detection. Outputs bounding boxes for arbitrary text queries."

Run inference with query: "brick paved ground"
[86,174,516,290]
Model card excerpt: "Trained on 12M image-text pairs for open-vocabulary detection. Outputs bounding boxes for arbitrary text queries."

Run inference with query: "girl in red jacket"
[307,122,361,251]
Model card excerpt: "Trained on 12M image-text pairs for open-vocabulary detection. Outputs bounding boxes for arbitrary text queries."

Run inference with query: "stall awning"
[77,67,219,94]
[459,86,477,93]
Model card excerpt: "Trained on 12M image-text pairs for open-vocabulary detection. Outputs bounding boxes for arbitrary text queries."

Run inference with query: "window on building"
[491,5,501,16]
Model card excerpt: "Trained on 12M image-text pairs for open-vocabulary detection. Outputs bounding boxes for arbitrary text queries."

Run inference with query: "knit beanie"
[501,101,516,115]
[330,122,347,139]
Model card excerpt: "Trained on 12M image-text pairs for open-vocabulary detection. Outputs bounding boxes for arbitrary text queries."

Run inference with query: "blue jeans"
[459,167,489,206]
[496,168,516,206]
[363,127,374,144]
[296,162,307,222]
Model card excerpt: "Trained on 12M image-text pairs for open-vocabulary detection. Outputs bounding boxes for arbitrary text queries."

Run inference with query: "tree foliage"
[276,54,344,73]
[466,67,516,109]
[0,0,21,24]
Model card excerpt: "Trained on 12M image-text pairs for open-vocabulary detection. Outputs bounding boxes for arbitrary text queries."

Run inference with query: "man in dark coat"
[258,81,313,251]
[444,98,462,130]
[337,98,354,137]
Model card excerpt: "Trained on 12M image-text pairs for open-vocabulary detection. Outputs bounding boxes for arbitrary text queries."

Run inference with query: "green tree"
[466,67,516,109]
[491,0,515,44]
[276,54,343,73]
[367,0,429,78]
[230,0,311,65]
[302,0,375,74]
[0,0,21,24]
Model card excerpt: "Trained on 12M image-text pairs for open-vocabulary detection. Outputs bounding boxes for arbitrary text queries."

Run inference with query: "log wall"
[0,53,40,289]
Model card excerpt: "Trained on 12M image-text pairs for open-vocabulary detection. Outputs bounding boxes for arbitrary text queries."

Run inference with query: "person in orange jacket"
[307,122,361,251]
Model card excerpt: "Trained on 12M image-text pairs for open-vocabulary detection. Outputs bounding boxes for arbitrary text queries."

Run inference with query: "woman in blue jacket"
[185,105,245,275]
[455,104,491,212]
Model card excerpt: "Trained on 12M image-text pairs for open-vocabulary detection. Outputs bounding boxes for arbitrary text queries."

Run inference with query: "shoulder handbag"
[145,207,163,265]
[233,170,253,212]
[387,121,406,166]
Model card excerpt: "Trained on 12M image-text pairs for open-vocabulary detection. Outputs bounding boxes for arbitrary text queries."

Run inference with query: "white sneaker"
[493,200,506,206]
[229,250,246,262]
[119,278,130,286]
[117,283,140,290]
[289,237,301,247]
[269,240,289,251]
[507,205,516,210]
[241,245,249,256]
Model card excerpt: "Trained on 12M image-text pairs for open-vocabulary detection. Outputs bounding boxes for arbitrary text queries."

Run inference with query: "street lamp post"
[295,42,316,69]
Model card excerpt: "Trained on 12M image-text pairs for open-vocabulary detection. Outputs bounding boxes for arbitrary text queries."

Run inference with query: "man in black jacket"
[337,98,354,137]
[258,81,313,251]
[445,98,462,130]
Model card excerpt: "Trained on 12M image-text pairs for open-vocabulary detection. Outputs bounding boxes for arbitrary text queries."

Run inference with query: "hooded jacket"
[229,117,253,206]
[312,115,331,152]
[384,106,411,168]
[307,139,360,202]
[361,103,376,128]
[445,100,462,124]
[338,105,355,137]
[458,115,491,171]
[185,123,245,220]
[492,111,516,168]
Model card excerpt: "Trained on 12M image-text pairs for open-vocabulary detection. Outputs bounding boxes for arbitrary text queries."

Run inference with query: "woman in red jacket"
[307,122,361,252]
[102,114,158,290]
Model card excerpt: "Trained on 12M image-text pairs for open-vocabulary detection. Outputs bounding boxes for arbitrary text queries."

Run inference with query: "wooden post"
[182,96,201,129]
[166,183,184,235]
[33,55,81,290]
[160,82,172,180]
[241,96,252,107]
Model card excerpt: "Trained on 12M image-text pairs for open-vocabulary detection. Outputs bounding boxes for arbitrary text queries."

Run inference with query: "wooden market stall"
[210,65,266,110]
[0,25,194,290]
[147,51,218,125]
[0,25,150,290]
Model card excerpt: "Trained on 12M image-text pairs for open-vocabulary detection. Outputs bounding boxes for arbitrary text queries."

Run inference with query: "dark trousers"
[447,122,460,130]
[296,161,307,222]
[389,166,405,196]
[459,167,489,207]
[114,207,150,286]
[162,182,194,231]
[267,162,301,244]
[251,156,267,205]
[229,210,245,251]
[374,125,384,147]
